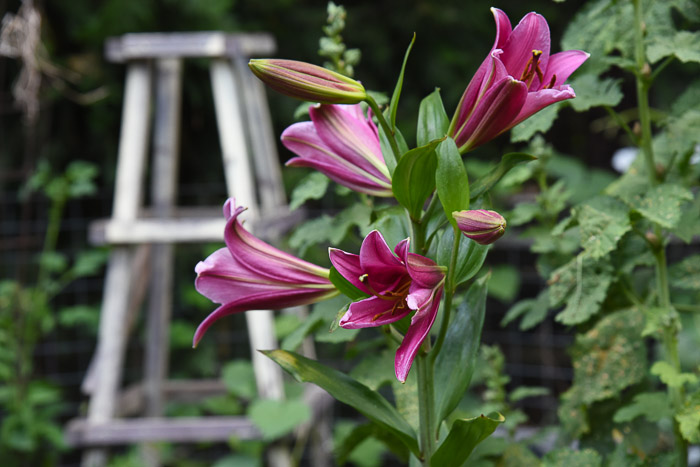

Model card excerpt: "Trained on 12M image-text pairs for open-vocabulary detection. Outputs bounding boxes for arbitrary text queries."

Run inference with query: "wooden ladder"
[65,32,331,467]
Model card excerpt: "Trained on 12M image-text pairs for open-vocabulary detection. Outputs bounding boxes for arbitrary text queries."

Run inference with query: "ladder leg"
[83,61,153,467]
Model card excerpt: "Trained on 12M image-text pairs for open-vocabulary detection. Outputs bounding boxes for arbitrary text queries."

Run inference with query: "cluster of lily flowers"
[193,8,588,382]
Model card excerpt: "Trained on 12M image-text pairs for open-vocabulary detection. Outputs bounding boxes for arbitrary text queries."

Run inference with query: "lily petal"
[510,85,576,128]
[541,50,590,88]
[340,296,412,329]
[500,12,551,82]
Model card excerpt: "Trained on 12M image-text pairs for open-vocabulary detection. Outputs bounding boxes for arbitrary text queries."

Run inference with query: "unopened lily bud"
[453,209,507,245]
[249,59,367,104]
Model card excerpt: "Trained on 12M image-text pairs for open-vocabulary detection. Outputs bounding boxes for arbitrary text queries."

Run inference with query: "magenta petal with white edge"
[510,86,576,128]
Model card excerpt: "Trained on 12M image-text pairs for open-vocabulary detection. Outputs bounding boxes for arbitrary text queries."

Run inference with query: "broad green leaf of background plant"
[289,172,329,210]
[613,392,673,423]
[647,31,700,64]
[550,256,614,325]
[416,89,449,146]
[221,360,257,399]
[368,205,411,249]
[676,394,700,443]
[501,290,550,331]
[430,413,504,466]
[289,203,372,255]
[567,75,623,112]
[558,309,646,437]
[392,142,439,219]
[650,361,699,389]
[574,199,631,259]
[510,104,561,142]
[669,255,700,290]
[469,153,537,201]
[435,275,489,422]
[628,183,693,229]
[262,350,420,457]
[248,398,311,440]
[436,229,489,288]
[436,138,469,228]
[542,448,602,467]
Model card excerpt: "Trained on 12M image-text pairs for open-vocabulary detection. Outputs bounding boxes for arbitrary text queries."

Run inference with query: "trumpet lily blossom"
[193,199,338,347]
[449,8,589,153]
[282,104,393,197]
[330,231,446,382]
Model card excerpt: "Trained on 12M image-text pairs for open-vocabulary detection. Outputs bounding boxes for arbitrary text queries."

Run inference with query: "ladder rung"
[106,32,276,63]
[64,416,261,446]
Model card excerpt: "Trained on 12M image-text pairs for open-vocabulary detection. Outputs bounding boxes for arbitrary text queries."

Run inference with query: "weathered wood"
[66,417,262,446]
[105,32,276,62]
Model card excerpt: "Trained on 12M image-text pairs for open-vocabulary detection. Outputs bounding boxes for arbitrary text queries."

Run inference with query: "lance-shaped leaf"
[417,89,449,146]
[389,34,416,129]
[379,122,409,176]
[392,141,440,220]
[262,349,420,457]
[469,152,537,201]
[436,138,470,228]
[431,412,505,466]
[435,274,490,422]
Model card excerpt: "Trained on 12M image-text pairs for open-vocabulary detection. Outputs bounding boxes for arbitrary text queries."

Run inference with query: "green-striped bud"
[249,59,366,104]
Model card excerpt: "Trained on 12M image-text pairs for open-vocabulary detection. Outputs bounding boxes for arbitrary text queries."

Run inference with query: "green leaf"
[669,254,700,290]
[289,203,372,255]
[221,360,257,399]
[417,89,449,146]
[289,172,329,210]
[349,350,395,391]
[70,249,108,278]
[392,142,439,219]
[550,256,614,325]
[501,290,550,331]
[487,265,521,303]
[569,309,647,405]
[642,306,680,338]
[510,104,562,142]
[431,413,504,466]
[469,153,537,201]
[262,349,420,456]
[435,275,489,422]
[329,267,370,301]
[676,394,700,443]
[378,123,408,176]
[647,31,700,64]
[436,228,489,288]
[613,392,673,423]
[574,199,631,259]
[436,138,469,228]
[650,361,699,388]
[248,398,311,440]
[368,205,411,250]
[543,448,602,467]
[509,386,550,403]
[389,34,416,129]
[568,75,623,112]
[629,183,693,229]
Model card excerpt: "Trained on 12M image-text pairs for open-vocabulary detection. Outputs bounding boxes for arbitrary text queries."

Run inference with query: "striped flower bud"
[453,209,507,245]
[249,59,367,104]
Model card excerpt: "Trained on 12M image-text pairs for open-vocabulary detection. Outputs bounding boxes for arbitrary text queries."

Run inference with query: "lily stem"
[633,1,687,464]
[365,95,401,170]
[416,353,435,465]
[430,225,460,363]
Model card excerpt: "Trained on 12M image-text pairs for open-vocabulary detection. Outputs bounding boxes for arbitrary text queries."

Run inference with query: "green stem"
[365,95,400,168]
[37,196,66,287]
[430,225,460,362]
[416,353,435,465]
[604,105,639,145]
[633,3,686,463]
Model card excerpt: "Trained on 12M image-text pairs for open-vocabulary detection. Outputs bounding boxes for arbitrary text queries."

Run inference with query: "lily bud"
[249,59,367,104]
[453,209,507,245]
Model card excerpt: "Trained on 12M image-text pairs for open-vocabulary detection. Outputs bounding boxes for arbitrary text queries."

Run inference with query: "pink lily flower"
[449,8,589,153]
[330,231,446,382]
[282,104,393,197]
[193,199,338,347]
